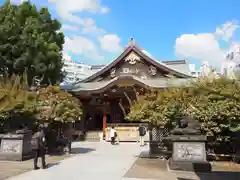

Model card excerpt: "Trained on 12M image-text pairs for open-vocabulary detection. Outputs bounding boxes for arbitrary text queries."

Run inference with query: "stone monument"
[168,116,211,172]
[0,129,33,161]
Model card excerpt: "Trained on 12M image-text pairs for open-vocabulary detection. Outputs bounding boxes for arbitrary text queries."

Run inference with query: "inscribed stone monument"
[169,116,211,172]
[0,130,33,161]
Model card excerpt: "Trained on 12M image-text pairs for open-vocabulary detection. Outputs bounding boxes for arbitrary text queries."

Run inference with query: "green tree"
[36,85,82,122]
[186,77,240,138]
[126,88,190,127]
[126,77,240,137]
[0,0,64,85]
[0,73,37,131]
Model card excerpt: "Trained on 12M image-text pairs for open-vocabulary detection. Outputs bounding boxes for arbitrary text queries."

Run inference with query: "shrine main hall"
[62,38,193,140]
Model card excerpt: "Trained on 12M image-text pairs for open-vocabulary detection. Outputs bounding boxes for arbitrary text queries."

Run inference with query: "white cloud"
[175,33,225,63]
[61,24,80,31]
[48,0,109,35]
[98,34,122,52]
[63,53,72,62]
[48,0,109,14]
[81,18,105,34]
[175,21,239,66]
[48,0,122,62]
[10,0,27,4]
[64,36,104,61]
[215,21,239,41]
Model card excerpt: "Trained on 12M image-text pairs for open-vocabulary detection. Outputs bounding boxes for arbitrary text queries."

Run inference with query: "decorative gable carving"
[124,52,141,65]
[148,65,157,76]
[103,54,164,81]
[110,68,116,78]
[82,40,190,83]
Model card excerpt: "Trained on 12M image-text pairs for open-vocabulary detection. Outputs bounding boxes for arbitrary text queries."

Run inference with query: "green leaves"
[127,76,240,137]
[36,85,82,122]
[0,74,83,126]
[126,88,185,127]
[0,73,37,120]
[0,0,64,85]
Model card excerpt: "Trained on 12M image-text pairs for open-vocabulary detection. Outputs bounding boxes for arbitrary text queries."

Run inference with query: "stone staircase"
[85,131,101,142]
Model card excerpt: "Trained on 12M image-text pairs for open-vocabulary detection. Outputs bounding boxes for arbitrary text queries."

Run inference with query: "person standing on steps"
[138,124,146,147]
[31,125,47,170]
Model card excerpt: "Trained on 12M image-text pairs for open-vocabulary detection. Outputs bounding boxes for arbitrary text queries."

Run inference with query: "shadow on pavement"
[176,171,240,180]
[46,162,60,169]
[195,171,240,180]
[71,147,95,154]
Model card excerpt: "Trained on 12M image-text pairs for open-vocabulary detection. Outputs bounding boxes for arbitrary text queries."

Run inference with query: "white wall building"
[189,61,219,78]
[61,54,104,85]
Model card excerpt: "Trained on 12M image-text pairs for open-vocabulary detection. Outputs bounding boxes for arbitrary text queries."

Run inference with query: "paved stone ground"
[3,142,240,180]
[125,154,240,180]
[124,158,176,180]
[0,154,71,180]
[6,142,148,180]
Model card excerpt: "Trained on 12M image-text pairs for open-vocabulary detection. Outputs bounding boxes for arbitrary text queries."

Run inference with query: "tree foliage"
[36,85,82,122]
[0,75,82,130]
[126,88,193,127]
[186,77,240,137]
[0,73,37,121]
[126,77,240,137]
[0,0,64,85]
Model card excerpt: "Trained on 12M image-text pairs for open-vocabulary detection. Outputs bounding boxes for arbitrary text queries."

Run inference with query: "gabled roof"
[80,40,192,83]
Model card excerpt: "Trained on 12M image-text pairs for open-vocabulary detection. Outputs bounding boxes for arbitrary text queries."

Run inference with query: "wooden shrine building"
[62,38,193,140]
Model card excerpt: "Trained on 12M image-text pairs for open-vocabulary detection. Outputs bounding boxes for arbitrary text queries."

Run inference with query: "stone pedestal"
[0,130,34,161]
[168,135,211,172]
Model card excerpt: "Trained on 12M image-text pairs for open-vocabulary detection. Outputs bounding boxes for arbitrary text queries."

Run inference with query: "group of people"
[109,124,147,146]
[31,125,73,170]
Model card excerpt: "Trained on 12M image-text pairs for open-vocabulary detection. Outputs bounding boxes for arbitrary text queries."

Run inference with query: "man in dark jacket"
[138,124,146,147]
[31,125,47,170]
[65,127,73,154]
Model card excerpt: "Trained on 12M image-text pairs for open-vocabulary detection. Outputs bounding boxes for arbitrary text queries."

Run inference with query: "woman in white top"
[110,126,117,145]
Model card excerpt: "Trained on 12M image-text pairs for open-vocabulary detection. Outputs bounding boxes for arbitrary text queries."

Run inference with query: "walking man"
[65,125,73,154]
[31,125,47,170]
[138,124,146,147]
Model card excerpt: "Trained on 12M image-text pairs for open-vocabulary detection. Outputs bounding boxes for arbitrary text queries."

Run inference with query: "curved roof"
[79,44,192,83]
[68,75,193,93]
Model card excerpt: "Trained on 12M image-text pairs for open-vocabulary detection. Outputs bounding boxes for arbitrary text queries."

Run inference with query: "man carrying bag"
[31,125,47,170]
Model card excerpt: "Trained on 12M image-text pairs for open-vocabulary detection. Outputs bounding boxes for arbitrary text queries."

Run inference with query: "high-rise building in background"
[60,54,104,85]
[189,61,219,78]
[221,44,240,79]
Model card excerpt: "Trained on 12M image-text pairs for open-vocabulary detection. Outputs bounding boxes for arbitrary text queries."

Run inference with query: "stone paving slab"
[6,142,147,180]
[124,158,177,180]
[0,154,70,180]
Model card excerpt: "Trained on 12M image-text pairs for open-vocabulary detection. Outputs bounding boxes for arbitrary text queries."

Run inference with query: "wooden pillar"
[103,109,107,138]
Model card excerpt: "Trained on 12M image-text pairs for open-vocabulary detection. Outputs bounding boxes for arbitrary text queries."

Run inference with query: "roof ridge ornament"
[127,36,136,47]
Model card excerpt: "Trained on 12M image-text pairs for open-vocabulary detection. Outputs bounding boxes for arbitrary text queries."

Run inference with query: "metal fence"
[148,124,172,157]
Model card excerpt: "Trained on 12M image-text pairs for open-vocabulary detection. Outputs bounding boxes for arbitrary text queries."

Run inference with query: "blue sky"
[4,0,240,70]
